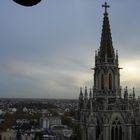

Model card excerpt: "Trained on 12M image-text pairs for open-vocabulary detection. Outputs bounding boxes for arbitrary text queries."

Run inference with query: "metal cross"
[102,2,110,13]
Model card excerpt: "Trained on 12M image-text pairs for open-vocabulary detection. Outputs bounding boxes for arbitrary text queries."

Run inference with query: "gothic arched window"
[109,73,112,89]
[101,74,104,89]
[111,118,122,140]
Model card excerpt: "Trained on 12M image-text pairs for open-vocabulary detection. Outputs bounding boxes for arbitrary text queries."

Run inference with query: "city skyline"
[0,0,140,99]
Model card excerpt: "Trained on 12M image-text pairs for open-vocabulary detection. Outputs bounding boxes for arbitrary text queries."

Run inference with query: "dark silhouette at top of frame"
[13,0,41,7]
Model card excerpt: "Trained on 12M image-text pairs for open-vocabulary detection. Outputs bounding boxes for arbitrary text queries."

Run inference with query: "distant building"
[21,133,33,140]
[23,107,28,113]
[78,2,140,140]
[40,116,61,129]
[1,129,17,140]
[51,125,72,139]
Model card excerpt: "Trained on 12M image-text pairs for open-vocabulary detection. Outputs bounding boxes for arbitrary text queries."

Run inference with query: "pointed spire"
[79,87,83,109]
[84,86,88,100]
[99,2,115,63]
[115,50,119,65]
[124,86,128,100]
[133,87,135,99]
[79,87,83,100]
[83,86,88,109]
[89,88,92,99]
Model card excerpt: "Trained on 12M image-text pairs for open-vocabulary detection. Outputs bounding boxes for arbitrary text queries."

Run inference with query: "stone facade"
[78,2,140,140]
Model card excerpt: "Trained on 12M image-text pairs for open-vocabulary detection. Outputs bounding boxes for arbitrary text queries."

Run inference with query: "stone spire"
[124,86,128,100]
[89,88,93,113]
[79,87,83,109]
[133,87,135,99]
[84,86,88,100]
[89,88,92,99]
[79,87,83,99]
[99,2,115,63]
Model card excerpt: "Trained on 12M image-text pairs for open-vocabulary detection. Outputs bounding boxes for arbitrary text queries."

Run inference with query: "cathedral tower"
[78,2,140,140]
[94,2,120,96]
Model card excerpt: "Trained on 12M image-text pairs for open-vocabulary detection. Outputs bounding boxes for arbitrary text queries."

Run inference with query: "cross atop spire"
[102,2,110,14]
[98,2,115,63]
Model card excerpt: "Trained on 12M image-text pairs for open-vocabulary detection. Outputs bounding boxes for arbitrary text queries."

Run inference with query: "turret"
[115,50,118,65]
[84,86,88,100]
[84,86,88,109]
[133,87,135,99]
[89,88,93,113]
[79,87,83,109]
[124,86,128,100]
[79,87,83,99]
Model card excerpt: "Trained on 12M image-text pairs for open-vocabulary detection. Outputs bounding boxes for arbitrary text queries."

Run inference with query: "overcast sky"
[0,0,140,99]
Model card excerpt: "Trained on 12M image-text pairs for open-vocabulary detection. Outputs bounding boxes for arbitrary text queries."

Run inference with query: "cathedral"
[78,2,140,140]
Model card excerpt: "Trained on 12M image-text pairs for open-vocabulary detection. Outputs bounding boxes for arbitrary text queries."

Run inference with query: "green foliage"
[0,113,16,132]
